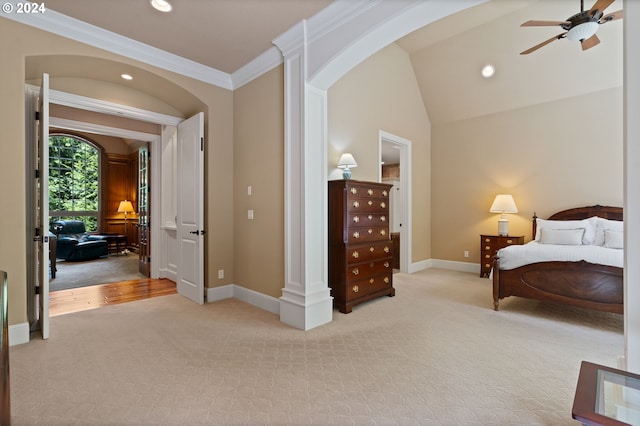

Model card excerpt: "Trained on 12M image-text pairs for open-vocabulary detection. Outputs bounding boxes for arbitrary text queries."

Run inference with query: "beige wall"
[432,87,623,263]
[0,19,234,326]
[233,66,285,298]
[328,43,432,263]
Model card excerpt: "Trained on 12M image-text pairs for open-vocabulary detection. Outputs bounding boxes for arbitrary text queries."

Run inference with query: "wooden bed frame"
[492,205,623,314]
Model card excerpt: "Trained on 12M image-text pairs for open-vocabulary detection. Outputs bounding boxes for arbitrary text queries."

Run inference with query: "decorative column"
[274,22,333,330]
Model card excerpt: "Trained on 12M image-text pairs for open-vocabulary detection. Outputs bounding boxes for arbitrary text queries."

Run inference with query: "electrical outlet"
[464,250,469,258]
[248,209,254,220]
[218,269,224,279]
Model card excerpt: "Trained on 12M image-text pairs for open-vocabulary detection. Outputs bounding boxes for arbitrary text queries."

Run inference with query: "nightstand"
[480,235,524,277]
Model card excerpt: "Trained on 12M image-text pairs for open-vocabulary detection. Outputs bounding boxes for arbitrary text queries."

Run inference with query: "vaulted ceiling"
[23,0,624,125]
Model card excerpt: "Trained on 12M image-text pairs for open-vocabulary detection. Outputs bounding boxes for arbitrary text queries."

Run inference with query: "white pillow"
[539,228,585,245]
[604,229,624,249]
[535,217,597,245]
[594,217,624,246]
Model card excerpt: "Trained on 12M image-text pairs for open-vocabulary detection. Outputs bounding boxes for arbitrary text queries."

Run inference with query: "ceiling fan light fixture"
[150,0,172,12]
[566,21,598,41]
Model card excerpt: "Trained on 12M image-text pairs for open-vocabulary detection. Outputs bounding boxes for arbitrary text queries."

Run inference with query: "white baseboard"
[205,261,479,319]
[429,259,480,274]
[409,259,431,273]
[206,284,280,315]
[9,322,30,346]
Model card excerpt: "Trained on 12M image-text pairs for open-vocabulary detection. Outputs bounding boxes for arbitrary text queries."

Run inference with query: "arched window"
[49,133,100,231]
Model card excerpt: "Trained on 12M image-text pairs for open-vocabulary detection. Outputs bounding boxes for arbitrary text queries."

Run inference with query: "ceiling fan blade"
[589,0,615,16]
[521,20,570,27]
[600,9,623,23]
[520,33,566,55]
[581,34,601,51]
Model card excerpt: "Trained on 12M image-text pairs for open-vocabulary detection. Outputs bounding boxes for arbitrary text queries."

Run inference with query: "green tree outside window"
[49,134,100,231]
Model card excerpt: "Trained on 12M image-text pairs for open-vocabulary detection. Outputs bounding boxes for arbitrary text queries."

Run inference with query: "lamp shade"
[117,200,135,214]
[489,194,518,214]
[337,153,358,169]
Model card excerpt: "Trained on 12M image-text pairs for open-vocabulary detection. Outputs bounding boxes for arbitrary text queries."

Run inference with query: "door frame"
[25,84,184,326]
[378,130,412,273]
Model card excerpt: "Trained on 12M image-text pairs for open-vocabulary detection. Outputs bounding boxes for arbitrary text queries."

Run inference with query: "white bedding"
[496,241,623,270]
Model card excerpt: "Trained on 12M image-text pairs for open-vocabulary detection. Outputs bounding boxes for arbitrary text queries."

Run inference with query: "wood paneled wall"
[102,152,139,247]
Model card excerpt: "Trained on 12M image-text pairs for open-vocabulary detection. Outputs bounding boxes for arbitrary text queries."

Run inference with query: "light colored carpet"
[51,254,145,291]
[10,268,623,425]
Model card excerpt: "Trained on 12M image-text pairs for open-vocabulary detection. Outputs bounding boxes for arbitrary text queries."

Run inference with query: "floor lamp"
[117,200,135,237]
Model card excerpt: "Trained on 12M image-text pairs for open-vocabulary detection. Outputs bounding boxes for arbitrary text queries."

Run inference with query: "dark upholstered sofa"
[51,220,108,261]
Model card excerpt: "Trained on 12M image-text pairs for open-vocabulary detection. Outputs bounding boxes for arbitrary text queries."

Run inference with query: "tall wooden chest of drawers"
[328,179,395,313]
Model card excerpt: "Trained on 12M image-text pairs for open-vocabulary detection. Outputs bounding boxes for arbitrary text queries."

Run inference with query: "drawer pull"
[353,231,360,239]
[485,246,490,250]
[353,216,360,223]
[369,247,375,253]
[350,187,357,195]
[384,277,389,284]
[384,246,390,253]
[352,268,359,276]
[485,238,491,242]
[352,251,359,259]
[368,215,373,220]
[369,278,375,284]
[485,254,490,258]
[380,202,386,208]
[367,189,373,195]
[485,263,491,268]
[380,229,386,236]
[380,216,386,222]
[368,200,373,206]
[506,239,513,244]
[353,201,360,208]
[368,229,373,235]
[352,285,359,293]
[382,190,388,197]
[384,261,389,268]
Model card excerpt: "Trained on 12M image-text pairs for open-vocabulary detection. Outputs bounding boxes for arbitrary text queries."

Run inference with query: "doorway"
[24,81,196,331]
[379,130,411,273]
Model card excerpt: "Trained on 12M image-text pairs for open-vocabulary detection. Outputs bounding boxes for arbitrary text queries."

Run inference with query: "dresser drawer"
[347,226,389,244]
[348,212,388,228]
[346,272,393,302]
[346,259,393,283]
[347,196,389,213]
[346,184,390,199]
[346,240,393,264]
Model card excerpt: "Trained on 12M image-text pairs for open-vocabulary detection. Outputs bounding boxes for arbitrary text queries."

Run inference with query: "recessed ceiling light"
[121,74,133,80]
[150,0,172,12]
[481,64,495,79]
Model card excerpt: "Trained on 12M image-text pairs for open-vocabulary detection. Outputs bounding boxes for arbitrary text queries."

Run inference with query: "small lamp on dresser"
[489,194,518,236]
[337,153,358,180]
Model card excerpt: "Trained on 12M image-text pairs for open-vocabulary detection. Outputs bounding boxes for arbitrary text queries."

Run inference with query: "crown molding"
[3,2,234,90]
[231,46,283,89]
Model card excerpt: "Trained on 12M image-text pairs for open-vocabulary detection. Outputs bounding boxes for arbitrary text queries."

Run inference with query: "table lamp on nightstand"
[489,194,518,236]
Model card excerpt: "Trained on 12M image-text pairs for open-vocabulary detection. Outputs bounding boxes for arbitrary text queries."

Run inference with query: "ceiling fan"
[520,0,623,55]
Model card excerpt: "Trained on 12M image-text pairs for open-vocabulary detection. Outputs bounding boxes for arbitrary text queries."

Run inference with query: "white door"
[37,74,50,339]
[177,113,205,304]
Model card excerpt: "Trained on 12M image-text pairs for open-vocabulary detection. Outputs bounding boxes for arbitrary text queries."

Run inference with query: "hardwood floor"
[50,278,177,317]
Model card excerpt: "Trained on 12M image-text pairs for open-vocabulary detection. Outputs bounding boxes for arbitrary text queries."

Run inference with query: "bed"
[492,205,623,314]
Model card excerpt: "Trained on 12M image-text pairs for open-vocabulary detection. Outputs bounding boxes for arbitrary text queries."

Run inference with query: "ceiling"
[32,0,623,128]
[43,0,332,74]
